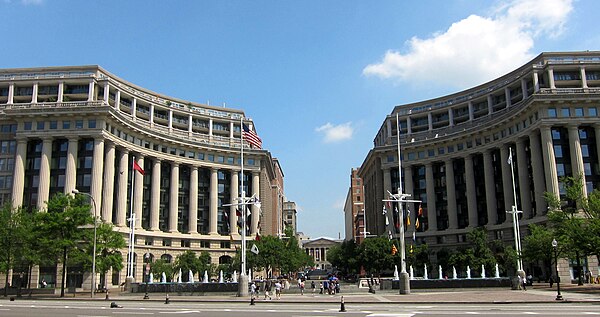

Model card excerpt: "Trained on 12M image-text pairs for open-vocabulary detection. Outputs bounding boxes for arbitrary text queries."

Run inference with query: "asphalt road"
[1,300,600,317]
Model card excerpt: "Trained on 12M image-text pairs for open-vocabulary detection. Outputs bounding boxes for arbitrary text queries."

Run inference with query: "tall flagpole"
[508,147,524,274]
[239,116,248,296]
[128,156,136,279]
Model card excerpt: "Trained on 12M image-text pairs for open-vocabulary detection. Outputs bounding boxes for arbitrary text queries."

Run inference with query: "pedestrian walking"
[311,281,316,293]
[264,279,272,300]
[275,280,282,300]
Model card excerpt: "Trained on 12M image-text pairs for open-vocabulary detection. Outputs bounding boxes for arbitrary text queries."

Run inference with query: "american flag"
[243,123,262,149]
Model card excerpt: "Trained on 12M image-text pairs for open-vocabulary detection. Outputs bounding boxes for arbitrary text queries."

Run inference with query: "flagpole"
[128,156,136,279]
[239,116,248,297]
[508,147,524,274]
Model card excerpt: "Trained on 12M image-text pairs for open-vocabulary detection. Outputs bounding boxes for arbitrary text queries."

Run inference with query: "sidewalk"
[22,283,599,304]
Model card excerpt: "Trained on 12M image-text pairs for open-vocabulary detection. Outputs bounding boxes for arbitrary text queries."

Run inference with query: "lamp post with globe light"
[552,239,563,301]
[72,189,97,298]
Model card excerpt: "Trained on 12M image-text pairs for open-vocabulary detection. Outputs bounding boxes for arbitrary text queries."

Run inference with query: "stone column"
[548,68,556,90]
[425,163,437,231]
[7,83,14,104]
[521,78,528,100]
[516,139,532,219]
[57,82,64,103]
[445,159,458,229]
[230,170,239,235]
[168,162,179,233]
[133,156,144,229]
[209,168,218,235]
[540,126,560,197]
[103,83,109,102]
[101,142,116,222]
[149,104,155,126]
[115,90,120,110]
[37,138,52,210]
[90,138,104,216]
[500,145,514,223]
[88,81,94,101]
[208,119,213,138]
[150,159,161,231]
[116,149,129,227]
[581,67,588,89]
[132,98,137,121]
[448,108,454,127]
[487,95,493,115]
[11,139,27,207]
[251,172,260,235]
[505,88,511,108]
[465,155,478,227]
[529,131,547,215]
[32,82,38,103]
[428,112,433,131]
[406,117,412,134]
[189,166,199,234]
[168,109,173,132]
[64,137,78,195]
[383,167,392,194]
[483,150,498,225]
[568,124,587,196]
[533,71,540,92]
[468,101,474,121]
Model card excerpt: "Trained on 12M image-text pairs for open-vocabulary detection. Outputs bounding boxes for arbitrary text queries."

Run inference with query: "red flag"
[133,160,145,175]
[243,123,262,149]
[255,233,261,241]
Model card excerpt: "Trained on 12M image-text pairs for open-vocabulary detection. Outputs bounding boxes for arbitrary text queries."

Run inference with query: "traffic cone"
[339,296,346,312]
[165,293,170,304]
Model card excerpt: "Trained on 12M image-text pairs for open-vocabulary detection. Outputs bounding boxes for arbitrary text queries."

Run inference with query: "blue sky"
[2,0,599,239]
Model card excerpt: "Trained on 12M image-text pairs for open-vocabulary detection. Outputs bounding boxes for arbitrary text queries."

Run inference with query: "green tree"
[174,250,203,282]
[522,224,555,276]
[0,204,34,296]
[33,193,93,297]
[358,237,396,276]
[150,259,174,282]
[91,223,125,289]
[328,239,360,277]
[545,175,600,285]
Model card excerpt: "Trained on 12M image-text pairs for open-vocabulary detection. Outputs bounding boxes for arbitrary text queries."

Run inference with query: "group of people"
[249,276,341,299]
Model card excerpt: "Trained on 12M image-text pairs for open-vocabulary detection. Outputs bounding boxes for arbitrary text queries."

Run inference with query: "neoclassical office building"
[0,66,283,289]
[359,51,600,278]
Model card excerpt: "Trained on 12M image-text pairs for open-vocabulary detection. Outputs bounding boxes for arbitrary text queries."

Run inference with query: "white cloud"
[315,122,353,143]
[363,0,573,89]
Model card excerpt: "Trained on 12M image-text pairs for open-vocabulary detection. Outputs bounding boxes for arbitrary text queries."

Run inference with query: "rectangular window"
[197,153,205,160]
[145,237,153,246]
[24,122,32,130]
[75,120,84,129]
[63,121,70,129]
[162,239,172,247]
[49,121,57,129]
[582,144,590,157]
[589,107,598,117]
[561,108,570,117]
[88,119,96,128]
[200,241,210,248]
[181,239,191,248]
[387,155,394,163]
[548,108,557,118]
[220,241,231,249]
[37,121,45,130]
[575,108,584,117]
[217,156,224,163]
[208,154,214,162]
[447,146,454,153]
[438,147,445,155]
[554,145,563,158]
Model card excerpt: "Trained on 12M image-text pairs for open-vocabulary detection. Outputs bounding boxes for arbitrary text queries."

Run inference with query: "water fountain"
[232,270,238,283]
[149,272,154,284]
[495,263,500,278]
[218,270,224,283]
[409,265,414,280]
[202,271,208,283]
[481,265,486,278]
[439,265,443,279]
[188,270,194,283]
[177,268,182,283]
[393,265,399,281]
[161,272,167,283]
[452,266,457,279]
[424,264,428,280]
[466,266,471,279]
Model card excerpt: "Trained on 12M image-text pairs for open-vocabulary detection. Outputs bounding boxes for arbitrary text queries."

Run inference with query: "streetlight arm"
[72,189,98,298]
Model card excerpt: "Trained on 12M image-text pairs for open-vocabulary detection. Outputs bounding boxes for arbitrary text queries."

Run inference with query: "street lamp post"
[552,239,563,301]
[72,189,97,298]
